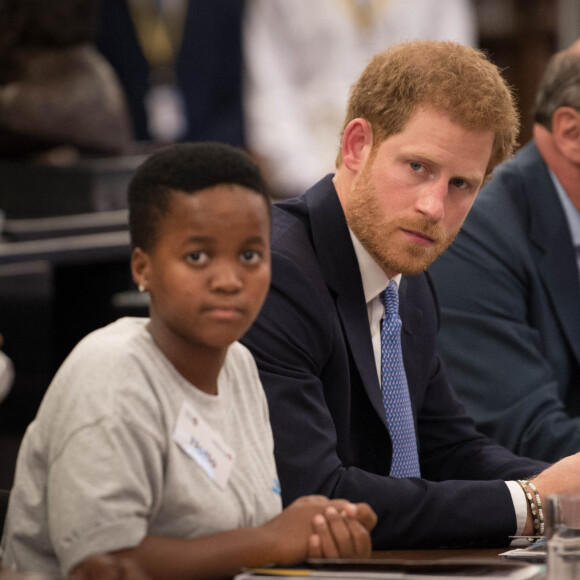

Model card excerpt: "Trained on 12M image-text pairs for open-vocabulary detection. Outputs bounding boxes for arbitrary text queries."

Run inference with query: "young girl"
[1,143,376,579]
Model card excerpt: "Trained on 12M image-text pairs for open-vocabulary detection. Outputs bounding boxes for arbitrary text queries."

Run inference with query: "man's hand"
[520,452,580,535]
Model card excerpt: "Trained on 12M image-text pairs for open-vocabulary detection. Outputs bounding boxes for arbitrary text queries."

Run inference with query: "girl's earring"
[138,284,146,293]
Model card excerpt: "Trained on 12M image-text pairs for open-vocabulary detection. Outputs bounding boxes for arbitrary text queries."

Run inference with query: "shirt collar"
[348,228,402,303]
[549,168,580,248]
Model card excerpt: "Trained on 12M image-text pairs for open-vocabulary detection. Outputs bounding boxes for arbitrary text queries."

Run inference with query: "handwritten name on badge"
[173,402,235,490]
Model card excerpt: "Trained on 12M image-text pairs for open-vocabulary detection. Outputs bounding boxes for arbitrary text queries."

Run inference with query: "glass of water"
[547,494,580,580]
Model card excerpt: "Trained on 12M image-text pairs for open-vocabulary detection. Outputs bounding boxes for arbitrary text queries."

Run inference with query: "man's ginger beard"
[344,161,462,276]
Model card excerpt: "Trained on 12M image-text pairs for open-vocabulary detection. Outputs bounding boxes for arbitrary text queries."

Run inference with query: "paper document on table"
[234,557,545,579]
[500,538,547,563]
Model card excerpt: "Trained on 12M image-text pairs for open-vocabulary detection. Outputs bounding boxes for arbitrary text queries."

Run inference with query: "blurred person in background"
[242,0,476,198]
[96,0,245,147]
[429,39,580,463]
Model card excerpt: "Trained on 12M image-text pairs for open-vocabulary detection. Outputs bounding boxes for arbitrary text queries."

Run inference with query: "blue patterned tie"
[379,281,421,478]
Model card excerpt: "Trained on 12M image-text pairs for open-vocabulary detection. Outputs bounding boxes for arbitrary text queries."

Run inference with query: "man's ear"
[552,107,580,164]
[341,118,374,172]
[131,247,151,291]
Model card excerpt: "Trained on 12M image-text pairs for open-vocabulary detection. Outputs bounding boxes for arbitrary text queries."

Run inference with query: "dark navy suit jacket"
[430,141,580,462]
[241,175,547,549]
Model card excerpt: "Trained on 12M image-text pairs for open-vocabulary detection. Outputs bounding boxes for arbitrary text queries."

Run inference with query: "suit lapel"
[525,144,580,364]
[306,177,387,422]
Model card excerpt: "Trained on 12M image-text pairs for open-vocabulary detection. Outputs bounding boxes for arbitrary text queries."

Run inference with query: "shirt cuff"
[505,480,527,537]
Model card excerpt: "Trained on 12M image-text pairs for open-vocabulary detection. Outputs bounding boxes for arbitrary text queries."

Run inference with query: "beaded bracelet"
[526,480,545,536]
[518,479,540,537]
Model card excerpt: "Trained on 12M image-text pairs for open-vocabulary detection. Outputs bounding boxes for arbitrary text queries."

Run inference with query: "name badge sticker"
[173,402,235,490]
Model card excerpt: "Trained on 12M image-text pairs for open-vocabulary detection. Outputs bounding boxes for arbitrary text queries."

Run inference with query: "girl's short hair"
[128,142,270,251]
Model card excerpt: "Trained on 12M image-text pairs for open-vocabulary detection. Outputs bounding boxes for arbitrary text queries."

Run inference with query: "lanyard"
[127,0,190,141]
[127,0,189,71]
[335,0,392,28]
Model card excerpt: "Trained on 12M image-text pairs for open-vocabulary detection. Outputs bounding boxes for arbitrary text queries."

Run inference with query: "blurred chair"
[0,0,133,159]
